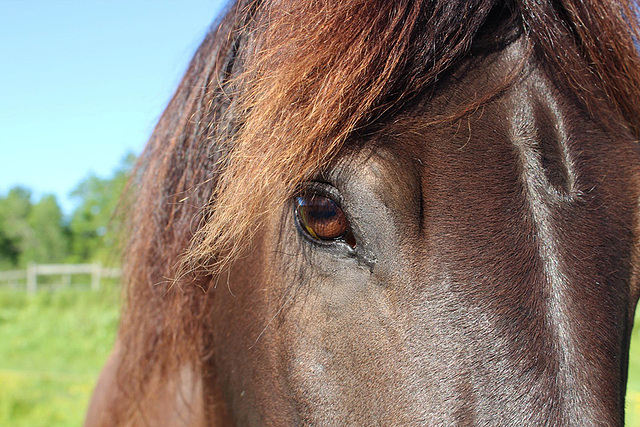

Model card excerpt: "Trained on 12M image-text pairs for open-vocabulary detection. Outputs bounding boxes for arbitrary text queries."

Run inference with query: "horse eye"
[295,195,356,248]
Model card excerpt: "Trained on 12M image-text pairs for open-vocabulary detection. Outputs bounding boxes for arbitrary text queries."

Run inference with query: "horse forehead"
[343,39,633,189]
[323,35,640,272]
[327,56,640,265]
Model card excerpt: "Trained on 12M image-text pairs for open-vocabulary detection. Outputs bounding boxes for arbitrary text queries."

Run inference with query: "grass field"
[0,288,119,426]
[627,320,640,426]
[2,288,640,425]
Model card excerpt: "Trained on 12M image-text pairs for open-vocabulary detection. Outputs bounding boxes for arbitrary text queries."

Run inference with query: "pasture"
[0,288,119,426]
[1,286,640,425]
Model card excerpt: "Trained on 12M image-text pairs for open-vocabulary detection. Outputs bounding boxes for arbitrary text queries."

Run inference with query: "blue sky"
[0,0,228,214]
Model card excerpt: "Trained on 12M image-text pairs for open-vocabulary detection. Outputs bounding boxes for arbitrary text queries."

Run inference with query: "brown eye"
[295,195,356,248]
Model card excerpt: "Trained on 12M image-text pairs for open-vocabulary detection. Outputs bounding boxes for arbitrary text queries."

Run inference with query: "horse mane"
[112,0,640,420]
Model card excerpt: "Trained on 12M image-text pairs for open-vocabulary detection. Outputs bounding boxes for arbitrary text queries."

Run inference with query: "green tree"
[0,187,33,269]
[0,154,135,270]
[0,188,70,268]
[68,153,134,265]
[22,194,70,265]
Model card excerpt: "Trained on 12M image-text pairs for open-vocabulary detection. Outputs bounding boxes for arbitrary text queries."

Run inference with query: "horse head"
[87,0,640,425]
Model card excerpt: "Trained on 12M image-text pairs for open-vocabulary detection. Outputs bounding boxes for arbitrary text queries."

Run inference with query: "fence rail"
[0,263,121,293]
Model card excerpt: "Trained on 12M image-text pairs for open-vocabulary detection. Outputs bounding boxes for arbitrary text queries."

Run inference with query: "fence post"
[91,263,102,291]
[27,262,37,294]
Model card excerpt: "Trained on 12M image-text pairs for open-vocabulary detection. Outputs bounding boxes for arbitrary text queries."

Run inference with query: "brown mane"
[113,0,640,420]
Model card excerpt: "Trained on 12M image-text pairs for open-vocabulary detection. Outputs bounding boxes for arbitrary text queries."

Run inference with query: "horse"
[85,0,640,425]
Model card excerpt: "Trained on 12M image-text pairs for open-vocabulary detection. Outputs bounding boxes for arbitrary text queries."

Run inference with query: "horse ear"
[471,2,522,53]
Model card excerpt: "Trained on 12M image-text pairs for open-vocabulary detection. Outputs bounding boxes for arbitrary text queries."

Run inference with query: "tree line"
[0,154,135,270]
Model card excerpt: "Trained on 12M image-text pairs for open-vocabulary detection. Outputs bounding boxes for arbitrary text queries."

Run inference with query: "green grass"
[2,288,640,425]
[0,288,119,426]
[628,314,640,426]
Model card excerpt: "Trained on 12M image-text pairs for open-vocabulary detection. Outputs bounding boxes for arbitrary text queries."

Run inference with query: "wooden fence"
[0,263,121,293]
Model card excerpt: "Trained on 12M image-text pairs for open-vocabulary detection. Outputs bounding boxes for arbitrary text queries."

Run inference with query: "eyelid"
[298,181,345,205]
